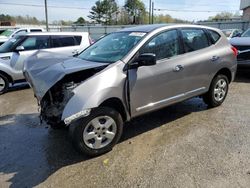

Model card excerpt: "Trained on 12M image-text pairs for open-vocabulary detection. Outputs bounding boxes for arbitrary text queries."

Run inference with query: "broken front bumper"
[64,109,91,125]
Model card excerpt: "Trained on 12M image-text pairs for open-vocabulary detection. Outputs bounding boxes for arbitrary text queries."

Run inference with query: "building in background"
[241,0,250,20]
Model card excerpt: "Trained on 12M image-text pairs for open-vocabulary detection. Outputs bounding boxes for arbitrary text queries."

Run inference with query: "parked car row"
[0,28,45,45]
[230,28,250,68]
[0,32,91,94]
[22,24,237,156]
[222,29,242,39]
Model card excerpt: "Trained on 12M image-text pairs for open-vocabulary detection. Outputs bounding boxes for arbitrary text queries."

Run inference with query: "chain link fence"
[1,21,250,40]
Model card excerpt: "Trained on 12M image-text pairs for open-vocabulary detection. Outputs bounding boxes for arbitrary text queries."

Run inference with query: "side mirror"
[130,53,156,69]
[15,46,25,51]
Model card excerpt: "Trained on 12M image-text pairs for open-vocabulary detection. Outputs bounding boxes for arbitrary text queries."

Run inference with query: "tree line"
[88,0,191,25]
[0,0,240,26]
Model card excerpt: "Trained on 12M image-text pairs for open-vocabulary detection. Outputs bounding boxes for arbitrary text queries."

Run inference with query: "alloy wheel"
[83,116,117,149]
[214,78,227,102]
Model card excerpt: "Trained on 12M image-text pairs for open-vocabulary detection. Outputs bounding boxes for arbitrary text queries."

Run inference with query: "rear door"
[178,28,216,96]
[49,35,80,56]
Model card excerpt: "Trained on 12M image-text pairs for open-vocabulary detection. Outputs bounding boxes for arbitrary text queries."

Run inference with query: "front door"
[10,35,50,80]
[129,29,187,117]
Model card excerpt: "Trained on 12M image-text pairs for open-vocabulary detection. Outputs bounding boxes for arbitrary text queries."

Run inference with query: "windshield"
[242,29,250,37]
[78,31,146,63]
[0,29,15,37]
[222,29,233,37]
[0,35,25,53]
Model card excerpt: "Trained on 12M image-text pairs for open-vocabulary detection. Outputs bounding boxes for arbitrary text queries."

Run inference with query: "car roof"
[18,32,89,36]
[117,24,219,33]
[118,24,174,33]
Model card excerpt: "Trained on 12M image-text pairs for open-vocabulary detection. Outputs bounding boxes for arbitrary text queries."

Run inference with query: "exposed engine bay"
[39,67,106,126]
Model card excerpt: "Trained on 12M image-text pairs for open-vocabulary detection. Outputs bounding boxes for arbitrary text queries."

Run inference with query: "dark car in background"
[230,28,250,67]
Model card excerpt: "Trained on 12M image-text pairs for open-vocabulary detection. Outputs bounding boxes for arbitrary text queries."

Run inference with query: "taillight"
[231,46,238,57]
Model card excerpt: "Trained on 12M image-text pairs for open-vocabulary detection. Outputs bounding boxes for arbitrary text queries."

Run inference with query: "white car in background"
[0,28,45,45]
[222,29,242,40]
[0,32,91,93]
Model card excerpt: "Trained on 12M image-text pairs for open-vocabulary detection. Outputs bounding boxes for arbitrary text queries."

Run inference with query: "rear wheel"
[203,74,229,107]
[69,107,123,156]
[0,73,9,95]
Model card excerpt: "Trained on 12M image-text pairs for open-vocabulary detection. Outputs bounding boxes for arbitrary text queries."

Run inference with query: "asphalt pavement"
[1,70,250,188]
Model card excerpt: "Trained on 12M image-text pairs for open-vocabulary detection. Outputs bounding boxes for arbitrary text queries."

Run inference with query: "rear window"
[208,30,221,44]
[51,35,77,48]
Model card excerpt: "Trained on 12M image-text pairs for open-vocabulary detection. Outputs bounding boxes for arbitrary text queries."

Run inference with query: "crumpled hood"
[230,37,250,46]
[23,51,109,100]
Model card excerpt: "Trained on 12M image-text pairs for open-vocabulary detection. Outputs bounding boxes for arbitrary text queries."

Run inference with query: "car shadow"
[121,97,207,142]
[0,113,89,188]
[0,97,207,187]
[234,69,250,83]
[6,83,30,93]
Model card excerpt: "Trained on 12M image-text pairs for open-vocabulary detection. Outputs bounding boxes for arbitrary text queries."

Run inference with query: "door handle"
[211,56,220,62]
[174,65,184,72]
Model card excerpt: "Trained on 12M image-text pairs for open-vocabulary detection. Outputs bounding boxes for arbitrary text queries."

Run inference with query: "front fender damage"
[39,67,107,126]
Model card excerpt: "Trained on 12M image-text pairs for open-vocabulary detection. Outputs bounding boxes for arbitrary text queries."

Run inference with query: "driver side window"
[20,36,50,51]
[140,30,180,61]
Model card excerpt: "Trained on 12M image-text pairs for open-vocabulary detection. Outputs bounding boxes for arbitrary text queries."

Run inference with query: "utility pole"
[151,1,154,24]
[149,0,151,24]
[44,0,49,31]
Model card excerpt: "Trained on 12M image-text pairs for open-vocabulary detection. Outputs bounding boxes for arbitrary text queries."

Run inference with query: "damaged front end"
[23,51,109,127]
[40,68,102,126]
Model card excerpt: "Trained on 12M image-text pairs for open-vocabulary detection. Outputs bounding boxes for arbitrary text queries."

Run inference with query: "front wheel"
[0,73,9,95]
[69,107,123,156]
[203,74,229,108]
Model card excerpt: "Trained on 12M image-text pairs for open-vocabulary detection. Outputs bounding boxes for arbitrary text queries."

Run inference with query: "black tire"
[69,107,123,156]
[203,74,229,108]
[50,122,67,130]
[0,73,9,95]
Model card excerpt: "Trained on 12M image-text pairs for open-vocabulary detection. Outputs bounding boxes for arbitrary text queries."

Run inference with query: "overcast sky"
[0,0,242,22]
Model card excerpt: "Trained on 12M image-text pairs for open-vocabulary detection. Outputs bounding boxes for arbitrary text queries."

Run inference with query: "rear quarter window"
[207,30,221,44]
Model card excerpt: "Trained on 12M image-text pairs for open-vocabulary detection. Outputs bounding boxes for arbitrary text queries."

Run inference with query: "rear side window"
[181,29,209,52]
[140,30,181,60]
[74,36,82,45]
[51,35,77,48]
[207,30,221,44]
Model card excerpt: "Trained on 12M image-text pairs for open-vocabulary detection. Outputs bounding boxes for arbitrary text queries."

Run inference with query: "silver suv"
[0,32,91,94]
[24,24,237,156]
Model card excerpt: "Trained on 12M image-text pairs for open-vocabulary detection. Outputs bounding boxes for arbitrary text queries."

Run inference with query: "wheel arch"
[0,70,13,84]
[99,97,128,122]
[214,68,232,83]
